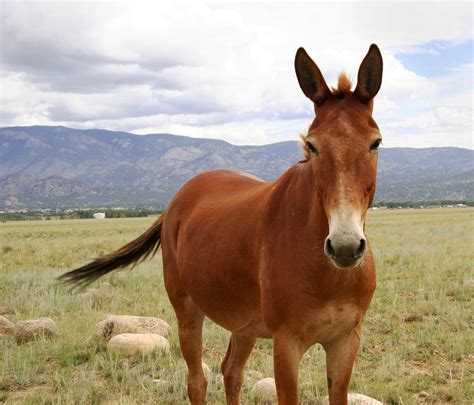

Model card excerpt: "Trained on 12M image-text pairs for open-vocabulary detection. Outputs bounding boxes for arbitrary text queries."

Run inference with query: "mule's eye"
[306,142,318,156]
[370,139,381,151]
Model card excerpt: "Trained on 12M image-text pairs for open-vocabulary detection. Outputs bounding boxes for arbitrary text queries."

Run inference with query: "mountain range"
[1,126,472,207]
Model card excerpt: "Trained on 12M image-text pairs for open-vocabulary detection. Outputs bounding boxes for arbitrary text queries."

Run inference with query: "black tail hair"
[58,214,165,289]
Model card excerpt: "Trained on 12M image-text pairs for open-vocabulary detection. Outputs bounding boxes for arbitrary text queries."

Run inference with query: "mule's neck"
[266,161,329,243]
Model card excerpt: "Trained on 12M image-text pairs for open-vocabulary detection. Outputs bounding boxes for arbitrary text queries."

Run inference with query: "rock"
[348,393,383,405]
[0,315,15,335]
[95,315,170,340]
[14,317,57,343]
[252,377,277,401]
[107,333,170,355]
[323,393,382,405]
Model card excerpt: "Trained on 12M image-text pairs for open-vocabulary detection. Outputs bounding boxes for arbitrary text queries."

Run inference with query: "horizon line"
[1,124,473,150]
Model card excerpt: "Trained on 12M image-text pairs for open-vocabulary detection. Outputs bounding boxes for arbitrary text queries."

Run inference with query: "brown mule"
[60,44,383,405]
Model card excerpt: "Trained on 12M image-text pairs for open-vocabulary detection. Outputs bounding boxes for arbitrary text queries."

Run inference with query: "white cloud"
[0,1,472,148]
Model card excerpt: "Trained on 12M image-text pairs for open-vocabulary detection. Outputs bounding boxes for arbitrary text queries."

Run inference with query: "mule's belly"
[179,258,270,337]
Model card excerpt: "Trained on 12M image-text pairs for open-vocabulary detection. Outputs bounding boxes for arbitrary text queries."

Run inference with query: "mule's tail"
[58,214,165,289]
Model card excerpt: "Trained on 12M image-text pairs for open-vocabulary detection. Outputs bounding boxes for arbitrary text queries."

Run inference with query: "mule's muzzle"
[324,235,367,269]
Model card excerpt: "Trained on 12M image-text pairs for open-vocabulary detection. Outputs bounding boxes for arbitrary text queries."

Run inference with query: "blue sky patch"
[396,39,473,77]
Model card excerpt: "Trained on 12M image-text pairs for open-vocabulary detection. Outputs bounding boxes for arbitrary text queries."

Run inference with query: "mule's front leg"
[273,333,304,405]
[323,326,361,405]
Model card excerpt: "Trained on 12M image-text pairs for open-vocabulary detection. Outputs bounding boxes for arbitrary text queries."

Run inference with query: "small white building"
[93,212,106,219]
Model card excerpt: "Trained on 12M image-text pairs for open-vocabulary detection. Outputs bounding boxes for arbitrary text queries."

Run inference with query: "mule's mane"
[331,73,352,97]
[299,134,311,162]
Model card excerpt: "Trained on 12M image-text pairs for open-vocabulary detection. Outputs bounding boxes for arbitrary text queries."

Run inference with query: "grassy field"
[0,208,473,404]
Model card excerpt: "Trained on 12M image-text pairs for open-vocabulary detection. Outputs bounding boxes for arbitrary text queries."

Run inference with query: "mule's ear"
[295,47,330,105]
[354,44,383,102]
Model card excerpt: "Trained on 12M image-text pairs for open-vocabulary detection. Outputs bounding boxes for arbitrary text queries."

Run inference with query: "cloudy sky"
[1,1,472,148]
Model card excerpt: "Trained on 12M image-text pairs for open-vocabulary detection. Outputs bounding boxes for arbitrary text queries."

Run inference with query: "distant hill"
[1,126,473,207]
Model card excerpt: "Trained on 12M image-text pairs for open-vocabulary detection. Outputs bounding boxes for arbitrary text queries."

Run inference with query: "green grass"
[1,209,473,404]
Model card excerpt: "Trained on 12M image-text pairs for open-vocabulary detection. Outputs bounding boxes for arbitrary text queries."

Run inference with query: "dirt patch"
[457,353,474,366]
[406,359,431,376]
[2,383,52,402]
[403,314,424,323]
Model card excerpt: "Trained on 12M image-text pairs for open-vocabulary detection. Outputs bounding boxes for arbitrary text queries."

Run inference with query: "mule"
[60,44,383,405]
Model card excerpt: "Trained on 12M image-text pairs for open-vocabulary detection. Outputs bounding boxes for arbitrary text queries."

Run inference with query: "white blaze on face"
[324,202,367,268]
[327,205,365,243]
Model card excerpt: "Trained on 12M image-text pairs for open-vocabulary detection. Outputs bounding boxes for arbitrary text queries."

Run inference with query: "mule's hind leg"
[172,295,207,404]
[221,333,256,405]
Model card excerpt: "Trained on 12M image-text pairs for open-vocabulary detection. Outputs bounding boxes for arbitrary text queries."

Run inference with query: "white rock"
[0,315,15,335]
[323,393,383,405]
[14,317,57,343]
[252,377,277,401]
[96,315,170,340]
[107,333,170,355]
[348,393,383,405]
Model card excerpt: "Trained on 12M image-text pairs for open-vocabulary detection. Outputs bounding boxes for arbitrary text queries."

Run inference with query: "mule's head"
[295,44,383,269]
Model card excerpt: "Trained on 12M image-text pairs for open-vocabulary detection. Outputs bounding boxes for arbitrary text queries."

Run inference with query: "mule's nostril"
[355,239,366,258]
[325,238,336,258]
